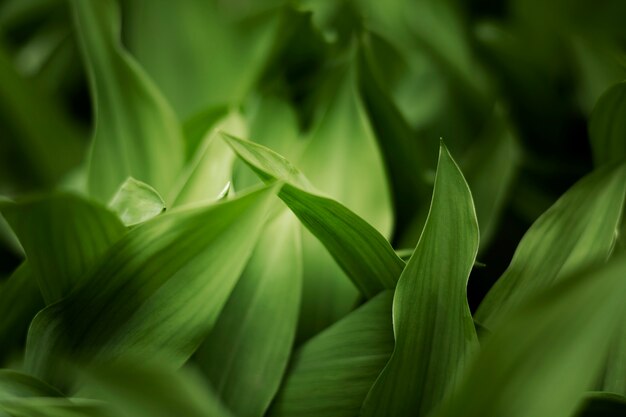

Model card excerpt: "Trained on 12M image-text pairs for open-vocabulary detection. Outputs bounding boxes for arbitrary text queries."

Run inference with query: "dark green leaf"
[434,255,626,417]
[269,291,394,417]
[1,194,125,303]
[476,163,626,329]
[362,142,479,417]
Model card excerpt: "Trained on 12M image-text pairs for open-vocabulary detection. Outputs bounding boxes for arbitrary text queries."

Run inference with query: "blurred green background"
[1,0,625,309]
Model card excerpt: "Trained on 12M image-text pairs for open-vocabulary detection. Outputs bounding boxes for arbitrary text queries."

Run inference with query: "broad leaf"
[1,194,126,304]
[109,178,165,227]
[362,142,479,417]
[196,209,301,417]
[476,162,626,328]
[0,397,113,417]
[434,255,626,417]
[72,0,185,203]
[589,81,626,166]
[222,133,404,298]
[269,291,394,417]
[24,185,278,383]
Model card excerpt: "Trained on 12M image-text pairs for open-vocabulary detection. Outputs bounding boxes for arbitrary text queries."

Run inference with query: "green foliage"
[1,0,625,416]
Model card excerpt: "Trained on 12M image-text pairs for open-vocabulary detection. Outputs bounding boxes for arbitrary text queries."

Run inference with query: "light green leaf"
[123,0,280,118]
[196,209,301,417]
[222,133,404,298]
[298,64,394,336]
[434,255,626,417]
[72,0,185,203]
[362,142,479,417]
[476,162,626,329]
[1,194,126,304]
[589,81,626,166]
[182,106,229,161]
[108,178,165,227]
[269,291,394,417]
[25,185,278,383]
[169,112,246,207]
[81,361,234,417]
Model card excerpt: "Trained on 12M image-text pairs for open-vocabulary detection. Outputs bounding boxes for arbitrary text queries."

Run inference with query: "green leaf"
[603,318,626,395]
[589,81,626,166]
[81,360,234,417]
[0,40,84,190]
[476,162,626,329]
[361,142,479,417]
[0,397,113,417]
[25,185,278,383]
[0,370,62,399]
[1,194,126,304]
[182,106,229,161]
[195,209,301,417]
[269,291,394,417]
[72,0,185,203]
[433,255,626,417]
[222,133,404,298]
[123,0,280,118]
[0,264,43,362]
[169,112,246,207]
[108,177,165,226]
[462,109,521,248]
[298,64,394,336]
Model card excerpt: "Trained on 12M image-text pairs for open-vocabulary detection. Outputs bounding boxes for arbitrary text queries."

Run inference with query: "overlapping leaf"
[25,185,277,383]
[434,255,626,417]
[362,142,479,417]
[196,209,301,417]
[72,0,184,203]
[476,162,626,328]
[222,133,404,298]
[1,194,125,303]
[270,291,394,417]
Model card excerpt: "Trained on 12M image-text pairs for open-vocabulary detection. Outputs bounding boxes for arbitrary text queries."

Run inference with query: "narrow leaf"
[476,162,626,329]
[434,255,626,417]
[222,133,404,298]
[269,291,394,417]
[196,209,301,417]
[589,81,626,166]
[362,142,479,417]
[72,0,184,203]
